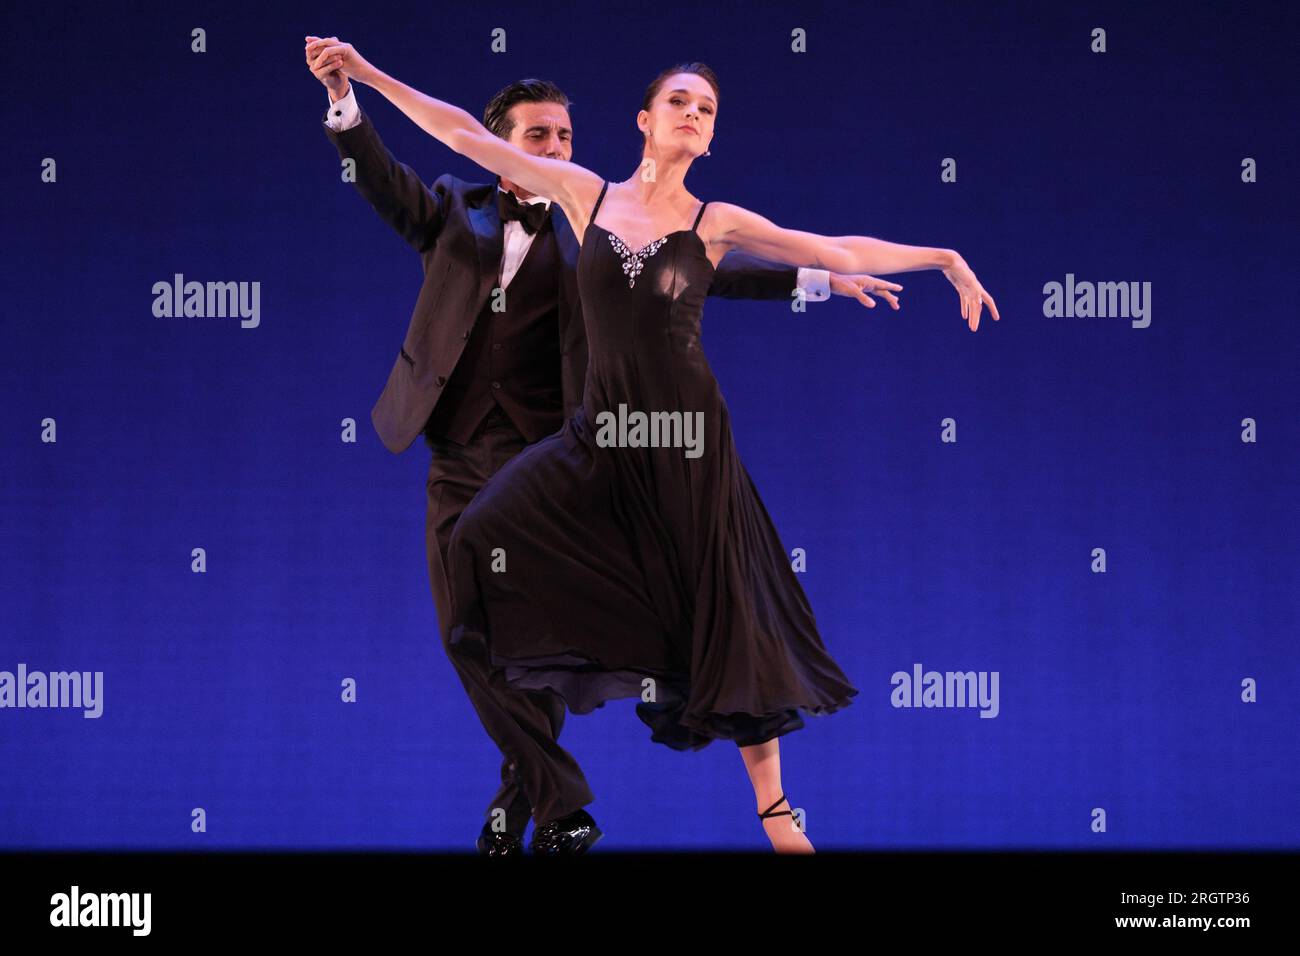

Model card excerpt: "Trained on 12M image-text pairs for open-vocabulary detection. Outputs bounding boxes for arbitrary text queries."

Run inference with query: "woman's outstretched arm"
[707,203,1000,330]
[304,36,603,228]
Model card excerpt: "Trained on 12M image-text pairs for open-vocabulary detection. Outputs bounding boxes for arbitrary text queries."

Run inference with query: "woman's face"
[639,72,716,159]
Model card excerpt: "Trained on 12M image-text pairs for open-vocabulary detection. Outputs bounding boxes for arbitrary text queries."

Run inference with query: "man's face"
[505,102,573,161]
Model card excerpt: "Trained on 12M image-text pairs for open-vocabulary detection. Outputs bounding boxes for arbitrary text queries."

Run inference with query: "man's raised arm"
[318,77,450,254]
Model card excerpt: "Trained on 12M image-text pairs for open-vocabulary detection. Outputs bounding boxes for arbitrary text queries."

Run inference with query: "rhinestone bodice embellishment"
[607,232,669,288]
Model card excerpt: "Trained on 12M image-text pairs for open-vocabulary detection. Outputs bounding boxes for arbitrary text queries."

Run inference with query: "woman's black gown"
[447,180,857,750]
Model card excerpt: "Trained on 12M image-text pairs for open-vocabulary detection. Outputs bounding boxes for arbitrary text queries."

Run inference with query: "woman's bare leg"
[738,739,814,853]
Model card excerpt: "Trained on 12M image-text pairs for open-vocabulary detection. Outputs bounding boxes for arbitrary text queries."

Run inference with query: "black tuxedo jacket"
[324,109,801,455]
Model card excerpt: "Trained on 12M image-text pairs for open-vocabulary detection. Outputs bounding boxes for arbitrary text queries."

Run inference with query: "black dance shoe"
[529,808,603,855]
[476,821,525,857]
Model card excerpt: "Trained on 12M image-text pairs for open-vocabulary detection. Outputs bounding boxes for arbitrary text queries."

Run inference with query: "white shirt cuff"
[325,84,361,131]
[797,267,830,301]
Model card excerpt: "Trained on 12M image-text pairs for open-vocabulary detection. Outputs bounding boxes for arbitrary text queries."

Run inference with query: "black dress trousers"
[424,405,594,832]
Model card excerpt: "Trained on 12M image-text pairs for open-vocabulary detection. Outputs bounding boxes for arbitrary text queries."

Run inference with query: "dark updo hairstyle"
[482,78,572,140]
[639,62,720,156]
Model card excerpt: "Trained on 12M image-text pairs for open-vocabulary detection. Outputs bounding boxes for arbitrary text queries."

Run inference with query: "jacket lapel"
[546,204,586,419]
[549,205,579,321]
[469,189,505,310]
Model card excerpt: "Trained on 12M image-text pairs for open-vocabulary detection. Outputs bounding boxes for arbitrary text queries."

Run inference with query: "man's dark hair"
[482,78,572,139]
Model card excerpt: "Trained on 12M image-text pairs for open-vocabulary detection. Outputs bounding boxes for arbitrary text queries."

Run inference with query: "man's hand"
[305,36,379,91]
[829,273,903,310]
[305,34,349,99]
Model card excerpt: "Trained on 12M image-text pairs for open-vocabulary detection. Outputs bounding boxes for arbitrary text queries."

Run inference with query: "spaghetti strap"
[691,199,710,233]
[589,179,609,222]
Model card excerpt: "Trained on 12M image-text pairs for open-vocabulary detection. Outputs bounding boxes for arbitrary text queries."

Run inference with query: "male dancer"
[307,37,897,855]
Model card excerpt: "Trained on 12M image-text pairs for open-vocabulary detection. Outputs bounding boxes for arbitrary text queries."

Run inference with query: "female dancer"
[306,38,998,852]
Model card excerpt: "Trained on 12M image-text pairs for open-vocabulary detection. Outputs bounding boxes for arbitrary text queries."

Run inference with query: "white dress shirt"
[324,85,831,298]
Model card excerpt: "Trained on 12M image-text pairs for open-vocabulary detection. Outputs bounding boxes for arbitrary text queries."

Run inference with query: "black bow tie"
[497,189,549,234]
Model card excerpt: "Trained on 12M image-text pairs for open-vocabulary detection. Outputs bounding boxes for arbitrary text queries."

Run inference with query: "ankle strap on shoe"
[758,794,792,819]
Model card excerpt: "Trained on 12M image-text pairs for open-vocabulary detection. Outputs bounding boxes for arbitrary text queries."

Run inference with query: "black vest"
[423,216,564,445]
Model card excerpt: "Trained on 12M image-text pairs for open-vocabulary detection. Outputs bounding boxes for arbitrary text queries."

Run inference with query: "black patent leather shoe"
[529,808,603,855]
[476,821,524,857]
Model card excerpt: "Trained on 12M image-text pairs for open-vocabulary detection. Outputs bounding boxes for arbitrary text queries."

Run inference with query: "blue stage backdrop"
[2,0,1296,851]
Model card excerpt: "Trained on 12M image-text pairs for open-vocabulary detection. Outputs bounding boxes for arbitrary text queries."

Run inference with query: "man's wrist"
[797,267,830,301]
[328,80,351,103]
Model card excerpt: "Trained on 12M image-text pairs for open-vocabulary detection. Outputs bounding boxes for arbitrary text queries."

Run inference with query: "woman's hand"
[304,35,348,98]
[942,252,1000,331]
[830,273,903,310]
[304,36,380,87]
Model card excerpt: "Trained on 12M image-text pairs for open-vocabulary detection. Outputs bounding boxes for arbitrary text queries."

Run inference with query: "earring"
[704,150,711,157]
